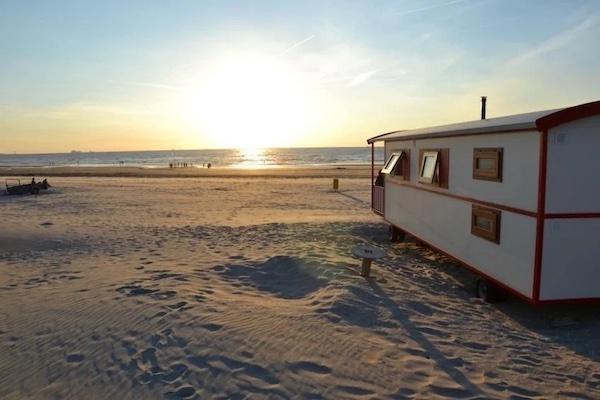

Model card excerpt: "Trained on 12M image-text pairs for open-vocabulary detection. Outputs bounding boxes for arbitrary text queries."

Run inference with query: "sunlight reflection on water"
[231,147,270,168]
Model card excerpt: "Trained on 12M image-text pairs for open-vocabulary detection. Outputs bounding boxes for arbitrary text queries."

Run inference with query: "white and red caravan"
[367,100,600,304]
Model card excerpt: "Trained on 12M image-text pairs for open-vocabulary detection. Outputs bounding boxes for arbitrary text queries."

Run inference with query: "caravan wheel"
[389,226,405,243]
[476,278,507,303]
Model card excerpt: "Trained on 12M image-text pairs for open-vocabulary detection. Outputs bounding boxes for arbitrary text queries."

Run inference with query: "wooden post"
[360,258,372,278]
[371,142,374,209]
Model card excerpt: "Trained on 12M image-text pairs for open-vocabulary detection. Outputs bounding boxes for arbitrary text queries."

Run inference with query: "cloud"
[347,70,378,87]
[506,14,599,66]
[5,103,151,120]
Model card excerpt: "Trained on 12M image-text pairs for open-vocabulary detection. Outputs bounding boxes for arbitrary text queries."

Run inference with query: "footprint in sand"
[168,301,188,310]
[335,385,375,396]
[128,287,159,296]
[152,311,168,319]
[289,361,331,375]
[138,361,189,386]
[66,354,85,363]
[201,323,222,332]
[192,294,206,303]
[428,384,473,399]
[166,386,196,399]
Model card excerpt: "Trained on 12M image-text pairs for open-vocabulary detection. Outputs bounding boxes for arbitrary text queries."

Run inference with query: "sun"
[185,52,316,149]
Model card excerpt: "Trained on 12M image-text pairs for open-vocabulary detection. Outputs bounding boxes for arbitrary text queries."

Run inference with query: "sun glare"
[185,53,316,149]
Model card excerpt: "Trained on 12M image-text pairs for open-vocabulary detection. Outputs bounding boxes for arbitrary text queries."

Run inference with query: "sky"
[0,0,599,153]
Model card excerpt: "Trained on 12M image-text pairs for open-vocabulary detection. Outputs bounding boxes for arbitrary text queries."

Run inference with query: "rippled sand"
[0,176,598,399]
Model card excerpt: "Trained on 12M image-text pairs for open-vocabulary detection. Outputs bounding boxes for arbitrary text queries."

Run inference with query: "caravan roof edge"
[535,100,600,131]
[367,100,600,144]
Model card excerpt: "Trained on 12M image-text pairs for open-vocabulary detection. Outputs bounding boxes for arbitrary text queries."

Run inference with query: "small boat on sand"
[5,178,51,195]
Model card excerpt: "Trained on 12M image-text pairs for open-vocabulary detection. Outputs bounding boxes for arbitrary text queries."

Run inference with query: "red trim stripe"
[388,221,600,305]
[371,143,374,209]
[536,100,600,130]
[387,222,534,303]
[388,180,537,218]
[532,130,549,304]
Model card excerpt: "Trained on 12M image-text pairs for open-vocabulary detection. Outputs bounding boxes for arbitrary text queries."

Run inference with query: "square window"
[473,148,503,181]
[382,150,411,181]
[471,205,501,243]
[419,151,439,184]
[381,152,402,174]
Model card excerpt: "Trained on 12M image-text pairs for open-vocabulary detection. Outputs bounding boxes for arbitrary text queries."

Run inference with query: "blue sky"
[1,0,599,152]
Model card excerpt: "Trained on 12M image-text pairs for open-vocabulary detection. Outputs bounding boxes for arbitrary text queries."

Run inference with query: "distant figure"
[31,177,36,184]
[375,170,384,187]
[207,162,212,169]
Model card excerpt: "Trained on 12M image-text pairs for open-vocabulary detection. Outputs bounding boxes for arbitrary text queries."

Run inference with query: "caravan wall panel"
[383,131,541,298]
[546,115,600,214]
[540,219,600,300]
[385,131,541,212]
[385,183,536,297]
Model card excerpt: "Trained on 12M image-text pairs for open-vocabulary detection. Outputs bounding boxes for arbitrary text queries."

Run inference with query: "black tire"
[476,278,507,303]
[389,226,405,243]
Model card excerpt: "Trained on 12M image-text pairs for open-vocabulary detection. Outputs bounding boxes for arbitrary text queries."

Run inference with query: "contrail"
[280,35,315,56]
[396,0,471,16]
[108,80,183,92]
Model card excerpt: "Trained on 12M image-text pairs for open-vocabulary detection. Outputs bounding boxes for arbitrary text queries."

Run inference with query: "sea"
[0,147,385,169]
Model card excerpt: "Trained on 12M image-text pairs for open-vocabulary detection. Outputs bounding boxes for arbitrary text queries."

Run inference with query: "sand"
[0,165,375,179]
[0,174,599,399]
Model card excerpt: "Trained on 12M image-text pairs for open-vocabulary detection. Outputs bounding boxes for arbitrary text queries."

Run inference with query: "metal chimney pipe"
[481,96,487,120]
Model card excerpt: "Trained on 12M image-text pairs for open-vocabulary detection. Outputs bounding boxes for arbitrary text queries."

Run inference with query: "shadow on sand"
[215,256,342,300]
[388,234,600,363]
[335,190,370,206]
[367,278,486,397]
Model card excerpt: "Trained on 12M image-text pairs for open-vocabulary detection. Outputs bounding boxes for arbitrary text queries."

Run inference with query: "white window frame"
[419,151,439,184]
[381,151,404,175]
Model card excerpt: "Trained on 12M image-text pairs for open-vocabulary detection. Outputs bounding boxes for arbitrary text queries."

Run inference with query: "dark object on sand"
[5,178,51,195]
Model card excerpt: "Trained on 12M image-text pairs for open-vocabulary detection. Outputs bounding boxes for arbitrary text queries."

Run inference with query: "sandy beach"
[0,165,375,179]
[1,172,599,399]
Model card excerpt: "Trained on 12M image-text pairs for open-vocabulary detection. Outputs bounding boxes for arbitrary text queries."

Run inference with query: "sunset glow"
[0,1,598,153]
[184,53,317,149]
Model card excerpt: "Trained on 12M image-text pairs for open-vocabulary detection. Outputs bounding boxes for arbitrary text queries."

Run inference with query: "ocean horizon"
[0,146,385,169]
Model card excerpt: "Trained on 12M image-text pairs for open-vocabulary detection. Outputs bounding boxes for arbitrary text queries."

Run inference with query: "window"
[418,149,449,188]
[471,205,501,243]
[381,152,402,174]
[382,150,411,180]
[473,148,503,181]
[419,151,439,184]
